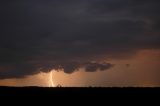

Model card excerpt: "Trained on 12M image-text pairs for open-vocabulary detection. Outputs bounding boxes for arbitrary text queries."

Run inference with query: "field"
[0,86,159,97]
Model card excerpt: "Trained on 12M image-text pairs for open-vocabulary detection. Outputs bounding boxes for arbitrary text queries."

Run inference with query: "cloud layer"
[0,0,160,79]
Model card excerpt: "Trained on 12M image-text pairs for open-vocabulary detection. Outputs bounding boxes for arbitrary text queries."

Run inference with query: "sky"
[0,0,160,87]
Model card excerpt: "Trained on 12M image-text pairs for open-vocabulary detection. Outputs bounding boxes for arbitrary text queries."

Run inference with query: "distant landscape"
[0,86,159,97]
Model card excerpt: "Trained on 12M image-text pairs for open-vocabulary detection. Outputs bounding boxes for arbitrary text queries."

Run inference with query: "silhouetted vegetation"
[0,86,159,97]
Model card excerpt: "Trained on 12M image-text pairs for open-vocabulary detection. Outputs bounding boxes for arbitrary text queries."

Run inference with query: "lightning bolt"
[49,71,54,87]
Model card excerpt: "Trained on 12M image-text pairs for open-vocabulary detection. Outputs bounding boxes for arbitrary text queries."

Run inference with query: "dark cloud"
[54,62,114,74]
[0,62,113,79]
[0,0,160,79]
[85,62,114,72]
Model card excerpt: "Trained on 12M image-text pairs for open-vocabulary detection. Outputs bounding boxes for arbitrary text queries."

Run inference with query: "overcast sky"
[0,0,160,86]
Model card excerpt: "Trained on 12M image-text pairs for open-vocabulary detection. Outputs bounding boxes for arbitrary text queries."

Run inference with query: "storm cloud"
[0,0,160,79]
